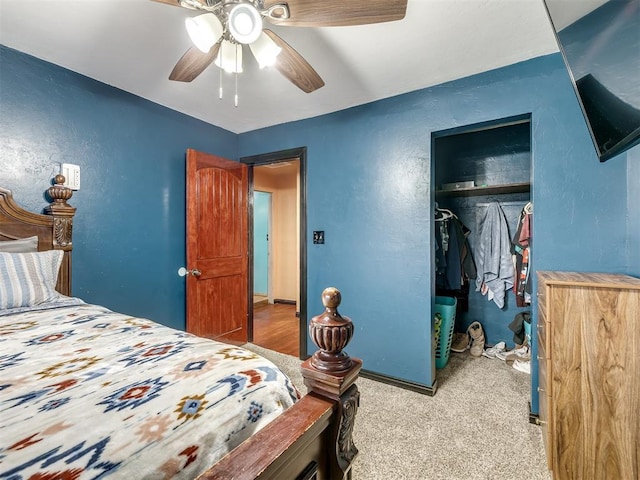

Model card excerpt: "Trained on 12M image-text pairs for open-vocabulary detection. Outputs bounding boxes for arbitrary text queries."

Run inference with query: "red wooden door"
[185,149,248,343]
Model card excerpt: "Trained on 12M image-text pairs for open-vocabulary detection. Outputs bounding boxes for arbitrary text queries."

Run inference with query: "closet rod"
[476,201,528,207]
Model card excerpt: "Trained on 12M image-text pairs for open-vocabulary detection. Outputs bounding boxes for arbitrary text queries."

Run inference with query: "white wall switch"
[61,163,80,190]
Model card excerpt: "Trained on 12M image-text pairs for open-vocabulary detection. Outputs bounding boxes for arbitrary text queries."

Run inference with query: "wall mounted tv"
[543,0,640,162]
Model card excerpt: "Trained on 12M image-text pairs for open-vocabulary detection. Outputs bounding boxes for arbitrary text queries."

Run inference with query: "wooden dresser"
[536,271,640,480]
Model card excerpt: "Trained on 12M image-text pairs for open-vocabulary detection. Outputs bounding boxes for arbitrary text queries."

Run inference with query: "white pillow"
[0,236,38,253]
[0,250,64,309]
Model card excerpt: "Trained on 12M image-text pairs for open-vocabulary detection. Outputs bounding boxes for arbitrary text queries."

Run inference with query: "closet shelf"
[435,182,530,197]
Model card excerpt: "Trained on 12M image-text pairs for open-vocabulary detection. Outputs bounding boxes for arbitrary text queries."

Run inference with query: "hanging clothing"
[435,210,476,292]
[511,202,533,306]
[508,311,531,345]
[435,209,476,317]
[475,202,514,309]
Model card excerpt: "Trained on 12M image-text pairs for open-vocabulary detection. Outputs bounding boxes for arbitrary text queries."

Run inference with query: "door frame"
[241,147,308,359]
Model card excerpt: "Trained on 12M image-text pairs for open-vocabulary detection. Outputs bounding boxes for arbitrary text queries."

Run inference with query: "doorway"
[431,115,532,381]
[242,148,307,359]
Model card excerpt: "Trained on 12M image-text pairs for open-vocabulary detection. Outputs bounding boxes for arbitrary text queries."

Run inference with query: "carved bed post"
[45,174,76,295]
[302,287,362,480]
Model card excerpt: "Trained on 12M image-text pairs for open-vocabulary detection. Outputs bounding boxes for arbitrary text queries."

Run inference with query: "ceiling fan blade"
[264,0,407,27]
[263,30,324,93]
[150,0,203,9]
[169,44,220,82]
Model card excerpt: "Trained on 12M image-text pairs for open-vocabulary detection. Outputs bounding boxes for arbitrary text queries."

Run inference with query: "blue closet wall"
[0,45,238,330]
[2,45,637,403]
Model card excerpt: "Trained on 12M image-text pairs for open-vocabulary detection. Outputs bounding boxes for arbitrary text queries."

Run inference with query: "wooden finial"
[45,175,76,250]
[47,174,73,206]
[308,287,354,373]
[303,287,361,479]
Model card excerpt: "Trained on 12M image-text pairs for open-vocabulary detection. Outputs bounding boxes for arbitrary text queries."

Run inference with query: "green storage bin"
[523,316,532,343]
[434,296,457,369]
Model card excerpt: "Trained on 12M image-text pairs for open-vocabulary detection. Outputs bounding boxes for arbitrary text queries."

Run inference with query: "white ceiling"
[0,0,601,134]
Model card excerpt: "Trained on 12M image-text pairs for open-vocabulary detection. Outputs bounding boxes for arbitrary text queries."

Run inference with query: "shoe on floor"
[499,345,531,364]
[467,321,485,357]
[450,332,470,353]
[482,341,506,359]
[513,358,531,374]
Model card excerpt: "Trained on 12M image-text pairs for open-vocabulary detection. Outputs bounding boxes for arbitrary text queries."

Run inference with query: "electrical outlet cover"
[61,163,80,190]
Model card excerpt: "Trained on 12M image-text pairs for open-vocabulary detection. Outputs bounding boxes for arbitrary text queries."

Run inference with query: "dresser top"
[537,271,640,290]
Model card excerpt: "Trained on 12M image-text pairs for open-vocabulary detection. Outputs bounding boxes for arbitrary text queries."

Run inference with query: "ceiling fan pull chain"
[234,44,239,107]
[219,63,223,100]
[235,73,239,107]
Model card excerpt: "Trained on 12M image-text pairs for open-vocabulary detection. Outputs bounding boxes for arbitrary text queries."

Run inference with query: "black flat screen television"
[542,0,640,162]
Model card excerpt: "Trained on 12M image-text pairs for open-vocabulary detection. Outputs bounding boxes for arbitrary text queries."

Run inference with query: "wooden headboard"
[0,175,76,295]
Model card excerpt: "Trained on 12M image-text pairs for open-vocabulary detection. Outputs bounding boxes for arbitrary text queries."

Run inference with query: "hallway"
[253,303,300,357]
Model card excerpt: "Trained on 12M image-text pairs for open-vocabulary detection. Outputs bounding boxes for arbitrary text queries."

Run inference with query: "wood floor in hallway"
[253,302,299,357]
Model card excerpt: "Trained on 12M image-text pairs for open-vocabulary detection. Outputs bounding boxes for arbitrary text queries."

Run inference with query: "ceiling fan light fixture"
[228,3,263,44]
[185,13,223,53]
[250,32,282,68]
[215,40,243,73]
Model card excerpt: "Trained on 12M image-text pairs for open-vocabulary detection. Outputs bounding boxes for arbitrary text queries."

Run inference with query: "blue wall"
[239,53,635,393]
[2,44,637,400]
[0,45,238,330]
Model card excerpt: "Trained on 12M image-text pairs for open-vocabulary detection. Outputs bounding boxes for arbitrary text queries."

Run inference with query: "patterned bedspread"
[0,303,299,479]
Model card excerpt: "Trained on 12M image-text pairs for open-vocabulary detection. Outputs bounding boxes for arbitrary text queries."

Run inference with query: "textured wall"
[2,44,636,398]
[0,45,238,330]
[239,53,632,391]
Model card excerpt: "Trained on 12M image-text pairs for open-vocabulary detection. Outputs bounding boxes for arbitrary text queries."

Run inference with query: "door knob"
[178,267,202,277]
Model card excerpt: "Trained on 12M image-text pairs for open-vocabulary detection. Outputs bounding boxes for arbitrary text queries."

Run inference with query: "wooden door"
[186,149,248,343]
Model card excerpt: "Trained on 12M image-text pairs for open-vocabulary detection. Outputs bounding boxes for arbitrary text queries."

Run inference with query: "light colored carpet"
[244,344,551,480]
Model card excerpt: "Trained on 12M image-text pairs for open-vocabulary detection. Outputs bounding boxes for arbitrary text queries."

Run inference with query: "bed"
[0,176,362,480]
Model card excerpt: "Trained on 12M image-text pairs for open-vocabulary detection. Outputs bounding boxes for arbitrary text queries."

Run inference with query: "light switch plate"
[313,231,324,244]
[61,163,80,190]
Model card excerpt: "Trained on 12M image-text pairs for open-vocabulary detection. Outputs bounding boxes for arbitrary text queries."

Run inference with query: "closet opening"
[431,113,532,382]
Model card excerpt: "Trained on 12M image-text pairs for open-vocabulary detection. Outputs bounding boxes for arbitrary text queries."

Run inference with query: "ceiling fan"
[152,0,408,94]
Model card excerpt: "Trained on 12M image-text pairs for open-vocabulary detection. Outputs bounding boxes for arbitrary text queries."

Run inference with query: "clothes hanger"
[434,207,455,221]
